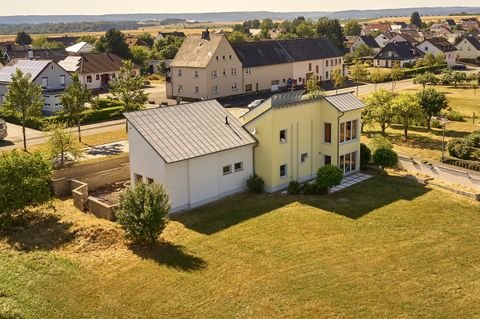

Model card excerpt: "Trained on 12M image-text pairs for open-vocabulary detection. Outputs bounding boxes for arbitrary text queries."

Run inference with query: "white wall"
[456,39,480,60]
[128,123,254,213]
[81,72,120,90]
[416,41,457,67]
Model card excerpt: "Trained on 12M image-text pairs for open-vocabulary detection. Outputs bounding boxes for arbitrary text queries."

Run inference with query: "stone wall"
[71,179,88,211]
[87,196,118,221]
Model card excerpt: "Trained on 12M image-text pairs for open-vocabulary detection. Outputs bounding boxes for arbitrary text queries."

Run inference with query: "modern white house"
[456,36,480,61]
[0,59,72,115]
[65,41,94,54]
[125,100,256,213]
[416,37,458,67]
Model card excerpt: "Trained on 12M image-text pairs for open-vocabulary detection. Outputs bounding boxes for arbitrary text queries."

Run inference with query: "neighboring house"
[363,23,391,35]
[3,48,68,63]
[374,41,424,67]
[66,42,94,54]
[0,59,72,115]
[350,35,381,54]
[167,31,344,100]
[375,32,395,47]
[446,19,457,28]
[242,91,364,192]
[344,36,359,51]
[125,100,256,213]
[46,36,80,47]
[390,22,408,32]
[459,18,480,31]
[125,36,150,48]
[155,31,186,42]
[456,36,480,60]
[388,33,420,46]
[416,37,458,67]
[59,52,132,90]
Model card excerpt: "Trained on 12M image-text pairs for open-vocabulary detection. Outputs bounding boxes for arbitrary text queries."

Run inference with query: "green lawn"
[1,175,480,318]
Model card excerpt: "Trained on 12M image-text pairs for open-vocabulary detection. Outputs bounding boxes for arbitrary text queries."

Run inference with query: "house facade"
[456,36,480,61]
[125,100,256,213]
[374,41,423,68]
[242,92,364,192]
[350,35,381,54]
[416,38,458,67]
[0,59,72,114]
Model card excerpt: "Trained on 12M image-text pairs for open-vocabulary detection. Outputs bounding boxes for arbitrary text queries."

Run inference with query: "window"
[195,86,199,93]
[308,63,312,71]
[326,60,329,67]
[324,155,332,166]
[234,162,243,172]
[216,56,219,61]
[222,56,225,60]
[194,70,199,77]
[212,85,218,93]
[271,80,279,85]
[280,164,288,178]
[229,55,232,59]
[245,68,251,74]
[111,73,116,79]
[60,75,66,86]
[301,153,308,163]
[298,77,302,83]
[87,75,92,83]
[245,84,253,92]
[41,77,48,88]
[95,74,100,81]
[340,120,358,143]
[279,129,287,143]
[231,68,237,75]
[316,65,319,73]
[177,85,183,92]
[211,70,218,78]
[134,174,143,183]
[232,83,238,90]
[325,71,329,80]
[340,151,357,173]
[147,177,154,184]
[324,123,332,143]
[177,69,182,77]
[223,69,226,76]
[223,165,232,175]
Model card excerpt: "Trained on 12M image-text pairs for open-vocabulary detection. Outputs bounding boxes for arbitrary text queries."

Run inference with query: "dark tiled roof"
[232,38,343,68]
[465,36,480,50]
[446,19,456,26]
[158,31,186,38]
[80,52,124,74]
[424,37,458,52]
[360,35,380,48]
[375,41,424,60]
[5,48,68,63]
[46,36,80,46]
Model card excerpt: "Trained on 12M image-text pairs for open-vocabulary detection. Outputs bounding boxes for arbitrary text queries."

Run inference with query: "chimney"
[201,28,210,41]
[225,116,229,125]
[27,48,33,59]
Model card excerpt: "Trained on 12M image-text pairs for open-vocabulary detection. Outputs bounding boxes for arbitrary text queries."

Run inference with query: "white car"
[247,99,265,109]
[0,119,7,140]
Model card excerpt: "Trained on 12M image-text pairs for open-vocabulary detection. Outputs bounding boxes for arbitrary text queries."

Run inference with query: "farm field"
[367,15,480,24]
[1,175,480,318]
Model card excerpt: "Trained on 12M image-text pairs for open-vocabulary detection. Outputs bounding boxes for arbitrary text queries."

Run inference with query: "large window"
[279,129,287,143]
[245,84,252,92]
[60,75,66,87]
[280,164,288,178]
[324,123,332,143]
[41,77,48,88]
[340,120,358,143]
[339,151,357,173]
[324,155,332,166]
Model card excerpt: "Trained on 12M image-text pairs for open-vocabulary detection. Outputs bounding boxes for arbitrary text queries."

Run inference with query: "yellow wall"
[244,97,363,192]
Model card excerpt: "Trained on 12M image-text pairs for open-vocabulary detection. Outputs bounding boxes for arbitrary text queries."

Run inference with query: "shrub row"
[402,64,447,78]
[92,98,125,110]
[444,158,480,172]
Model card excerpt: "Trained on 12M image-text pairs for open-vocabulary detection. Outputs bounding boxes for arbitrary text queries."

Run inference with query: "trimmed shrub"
[447,138,471,159]
[360,143,372,169]
[302,182,327,195]
[431,119,442,129]
[369,135,393,152]
[445,110,464,122]
[116,183,170,245]
[316,165,344,192]
[81,106,124,124]
[372,147,398,168]
[92,98,125,110]
[247,174,264,193]
[466,131,480,148]
[444,158,480,172]
[287,181,300,195]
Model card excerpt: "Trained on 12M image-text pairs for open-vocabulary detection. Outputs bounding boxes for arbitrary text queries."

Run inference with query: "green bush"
[403,64,447,78]
[444,158,480,172]
[466,131,480,148]
[116,183,170,245]
[431,119,442,129]
[287,181,300,195]
[372,147,398,168]
[369,135,393,152]
[302,182,327,195]
[316,165,344,192]
[447,138,471,159]
[445,110,464,122]
[81,106,124,124]
[360,143,372,169]
[247,174,264,193]
[92,98,124,110]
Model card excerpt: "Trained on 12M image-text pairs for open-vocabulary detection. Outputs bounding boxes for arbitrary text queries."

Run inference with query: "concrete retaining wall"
[398,154,480,193]
[71,179,88,211]
[87,196,117,221]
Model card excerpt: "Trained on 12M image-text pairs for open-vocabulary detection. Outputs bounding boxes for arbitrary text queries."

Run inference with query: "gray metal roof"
[0,59,51,83]
[324,93,365,112]
[125,100,256,164]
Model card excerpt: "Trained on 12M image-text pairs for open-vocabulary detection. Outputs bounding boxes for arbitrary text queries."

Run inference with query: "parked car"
[452,64,467,71]
[0,119,7,140]
[248,99,265,109]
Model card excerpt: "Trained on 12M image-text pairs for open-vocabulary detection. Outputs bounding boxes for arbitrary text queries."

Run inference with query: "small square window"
[147,178,154,184]
[134,174,143,183]
[223,165,232,175]
[301,153,308,163]
[234,162,243,172]
[95,74,100,81]
[279,129,287,143]
[280,164,288,178]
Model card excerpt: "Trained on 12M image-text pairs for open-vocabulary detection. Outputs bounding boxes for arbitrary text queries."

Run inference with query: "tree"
[110,60,148,120]
[117,182,171,245]
[452,72,467,88]
[303,76,324,99]
[350,61,368,95]
[0,151,52,225]
[331,66,345,93]
[32,36,64,49]
[410,11,423,28]
[130,45,151,71]
[447,138,471,159]
[295,21,316,38]
[95,28,130,58]
[369,68,385,91]
[1,70,44,151]
[15,31,32,45]
[227,31,249,44]
[153,35,184,60]
[392,93,422,140]
[61,73,92,142]
[316,165,344,193]
[344,20,362,36]
[390,62,403,90]
[137,32,154,48]
[373,147,398,169]
[77,35,97,44]
[352,43,374,59]
[316,18,344,49]
[363,89,397,135]
[416,88,448,129]
[259,26,271,40]
[47,123,82,169]
[413,72,439,89]
[260,18,274,30]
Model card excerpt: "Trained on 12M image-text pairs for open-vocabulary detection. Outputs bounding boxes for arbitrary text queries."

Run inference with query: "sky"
[1,1,480,16]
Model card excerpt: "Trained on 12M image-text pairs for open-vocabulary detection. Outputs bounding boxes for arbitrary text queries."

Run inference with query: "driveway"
[1,122,44,144]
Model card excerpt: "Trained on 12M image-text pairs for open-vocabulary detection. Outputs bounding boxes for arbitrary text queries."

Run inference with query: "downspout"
[337,111,345,167]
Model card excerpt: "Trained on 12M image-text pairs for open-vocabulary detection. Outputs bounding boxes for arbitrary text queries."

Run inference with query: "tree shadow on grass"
[0,209,74,251]
[129,242,206,272]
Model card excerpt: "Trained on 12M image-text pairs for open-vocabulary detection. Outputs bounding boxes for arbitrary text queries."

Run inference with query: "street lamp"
[437,116,449,162]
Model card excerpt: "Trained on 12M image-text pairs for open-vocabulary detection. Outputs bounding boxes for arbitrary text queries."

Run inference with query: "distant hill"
[1,7,480,24]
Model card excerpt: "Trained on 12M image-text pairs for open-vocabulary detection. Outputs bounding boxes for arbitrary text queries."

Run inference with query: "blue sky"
[2,1,480,15]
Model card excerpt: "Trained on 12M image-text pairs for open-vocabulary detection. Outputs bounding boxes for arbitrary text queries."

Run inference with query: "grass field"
[1,175,480,318]
[362,85,480,161]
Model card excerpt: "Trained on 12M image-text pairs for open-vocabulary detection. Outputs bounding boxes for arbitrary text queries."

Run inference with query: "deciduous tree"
[331,66,345,93]
[350,61,369,95]
[47,123,82,169]
[363,89,397,135]
[15,31,32,45]
[416,88,448,129]
[344,20,362,36]
[392,93,422,140]
[96,28,130,58]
